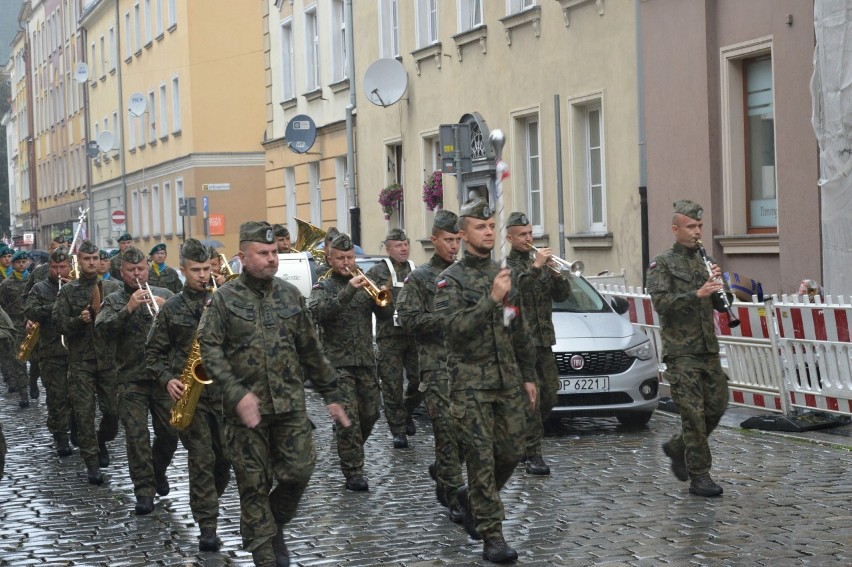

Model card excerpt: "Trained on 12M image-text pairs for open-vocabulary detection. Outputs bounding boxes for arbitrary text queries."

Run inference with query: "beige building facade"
[5,21,30,241]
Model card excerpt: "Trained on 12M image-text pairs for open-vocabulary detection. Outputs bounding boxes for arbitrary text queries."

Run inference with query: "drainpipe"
[554,94,566,259]
[635,0,649,289]
[344,0,360,245]
[114,0,128,232]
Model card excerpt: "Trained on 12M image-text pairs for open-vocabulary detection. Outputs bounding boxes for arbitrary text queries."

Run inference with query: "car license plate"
[558,376,609,393]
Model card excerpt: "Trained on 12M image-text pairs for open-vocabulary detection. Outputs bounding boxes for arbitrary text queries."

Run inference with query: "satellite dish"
[285,114,317,154]
[128,92,147,117]
[74,62,88,84]
[363,58,408,107]
[96,130,115,152]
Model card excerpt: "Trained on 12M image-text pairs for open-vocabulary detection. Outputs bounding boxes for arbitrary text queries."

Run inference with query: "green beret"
[0,246,10,257]
[459,197,493,220]
[11,250,28,263]
[433,210,459,234]
[52,235,67,244]
[109,249,120,258]
[117,233,133,242]
[150,243,166,255]
[506,211,530,227]
[273,224,290,238]
[330,233,353,251]
[385,228,408,242]
[99,250,110,260]
[673,199,703,221]
[78,240,98,255]
[240,221,275,244]
[180,238,211,263]
[122,247,147,264]
[50,247,70,263]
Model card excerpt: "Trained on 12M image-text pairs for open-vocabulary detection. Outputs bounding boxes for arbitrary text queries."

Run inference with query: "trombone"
[528,245,584,276]
[136,278,160,318]
[348,268,392,307]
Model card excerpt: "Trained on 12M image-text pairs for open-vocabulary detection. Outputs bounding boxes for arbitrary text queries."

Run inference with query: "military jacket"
[24,278,67,360]
[0,305,15,342]
[95,283,173,381]
[23,263,49,297]
[109,254,123,279]
[0,275,28,329]
[148,264,183,294]
[506,248,571,348]
[646,242,733,359]
[365,258,414,339]
[93,278,122,370]
[53,275,104,363]
[396,254,453,372]
[434,252,537,392]
[308,271,393,368]
[197,271,340,418]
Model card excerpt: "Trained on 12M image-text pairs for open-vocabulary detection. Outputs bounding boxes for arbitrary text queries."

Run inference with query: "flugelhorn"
[528,245,584,276]
[695,239,740,328]
[136,278,160,318]
[349,268,392,307]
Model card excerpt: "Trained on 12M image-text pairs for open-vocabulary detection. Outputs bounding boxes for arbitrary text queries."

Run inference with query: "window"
[744,57,776,230]
[584,106,605,232]
[148,91,156,143]
[141,186,150,237]
[99,35,106,78]
[167,0,176,29]
[134,2,141,52]
[284,167,297,235]
[144,0,152,45]
[458,0,483,32]
[124,11,132,59]
[131,190,140,233]
[137,114,145,148]
[281,19,295,100]
[155,0,163,36]
[127,111,136,150]
[159,83,168,138]
[90,42,97,81]
[416,0,439,47]
[379,0,400,58]
[508,0,535,15]
[304,7,320,91]
[332,0,348,82]
[152,184,160,235]
[308,162,321,225]
[108,27,116,71]
[171,76,181,132]
[334,157,349,233]
[386,143,405,230]
[524,117,543,230]
[175,178,185,235]
[163,180,172,234]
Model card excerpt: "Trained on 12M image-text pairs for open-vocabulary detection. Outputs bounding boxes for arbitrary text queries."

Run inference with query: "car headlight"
[625,340,653,360]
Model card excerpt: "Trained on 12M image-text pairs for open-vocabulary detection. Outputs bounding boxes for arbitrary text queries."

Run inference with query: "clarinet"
[695,240,740,328]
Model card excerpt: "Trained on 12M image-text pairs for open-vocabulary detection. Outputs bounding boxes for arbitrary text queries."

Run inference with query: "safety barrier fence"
[593,286,852,419]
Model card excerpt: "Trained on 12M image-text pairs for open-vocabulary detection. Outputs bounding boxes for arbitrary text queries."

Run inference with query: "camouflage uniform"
[23,261,50,398]
[95,278,176,500]
[23,262,49,296]
[308,255,392,481]
[109,253,123,279]
[506,244,571,459]
[147,283,231,533]
[198,224,340,564]
[94,277,123,460]
[148,263,183,294]
[0,305,16,480]
[0,270,33,404]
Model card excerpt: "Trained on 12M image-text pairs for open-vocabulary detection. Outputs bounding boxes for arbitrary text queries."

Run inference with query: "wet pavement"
[1,385,851,566]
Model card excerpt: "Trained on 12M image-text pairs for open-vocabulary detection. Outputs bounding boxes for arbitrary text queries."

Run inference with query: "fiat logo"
[570,355,585,370]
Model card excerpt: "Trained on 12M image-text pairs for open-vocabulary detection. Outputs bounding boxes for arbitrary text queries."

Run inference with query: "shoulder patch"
[312,283,321,289]
[403,275,409,284]
[437,279,447,288]
[435,299,449,310]
[649,261,657,270]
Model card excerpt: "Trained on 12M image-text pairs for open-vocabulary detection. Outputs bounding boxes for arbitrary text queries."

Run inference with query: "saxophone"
[16,323,40,362]
[169,331,213,430]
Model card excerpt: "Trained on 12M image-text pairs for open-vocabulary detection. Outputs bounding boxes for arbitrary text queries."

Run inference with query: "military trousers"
[335,365,381,478]
[40,356,70,435]
[666,354,729,477]
[6,333,29,403]
[376,335,421,434]
[120,380,179,498]
[525,345,559,456]
[226,411,315,555]
[178,397,231,528]
[67,359,101,468]
[96,367,120,446]
[450,386,528,540]
[422,370,464,502]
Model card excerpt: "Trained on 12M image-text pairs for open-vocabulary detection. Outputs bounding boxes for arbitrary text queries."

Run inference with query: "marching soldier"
[24,235,66,297]
[312,227,339,276]
[94,251,123,467]
[23,247,73,455]
[366,228,419,448]
[505,212,571,475]
[109,233,134,278]
[208,246,227,288]
[0,246,13,280]
[96,247,176,514]
[273,224,292,253]
[308,233,392,492]
[0,305,14,481]
[148,243,183,294]
[434,198,537,564]
[52,240,107,484]
[198,222,348,566]
[0,250,34,407]
[396,210,465,523]
[147,238,232,552]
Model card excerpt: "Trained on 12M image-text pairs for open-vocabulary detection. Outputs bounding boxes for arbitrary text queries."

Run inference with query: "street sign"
[202,183,230,191]
[178,198,186,216]
[202,196,209,213]
[209,214,225,236]
[187,198,197,216]
[439,123,472,174]
[22,232,34,244]
[111,210,126,225]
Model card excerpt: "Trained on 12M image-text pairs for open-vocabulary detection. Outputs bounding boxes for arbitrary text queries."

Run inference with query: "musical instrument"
[16,323,39,362]
[136,278,160,318]
[294,218,327,264]
[210,252,239,290]
[60,207,89,348]
[169,328,212,430]
[528,245,584,276]
[695,239,740,328]
[349,268,391,307]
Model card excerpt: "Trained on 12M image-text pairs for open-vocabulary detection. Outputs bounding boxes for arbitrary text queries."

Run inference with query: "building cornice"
[123,152,265,184]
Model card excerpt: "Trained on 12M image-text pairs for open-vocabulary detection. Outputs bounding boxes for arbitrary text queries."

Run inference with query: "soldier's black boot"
[344,475,369,492]
[456,486,481,540]
[69,419,78,447]
[272,525,290,567]
[392,433,409,449]
[87,466,104,485]
[135,495,154,515]
[689,473,723,497]
[29,375,39,399]
[405,418,416,436]
[525,455,551,476]
[18,397,30,408]
[154,467,170,496]
[482,536,518,563]
[662,442,689,481]
[54,432,72,457]
[198,526,221,552]
[98,444,110,468]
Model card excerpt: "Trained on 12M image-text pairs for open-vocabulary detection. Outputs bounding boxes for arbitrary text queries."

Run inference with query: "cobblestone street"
[1,388,850,566]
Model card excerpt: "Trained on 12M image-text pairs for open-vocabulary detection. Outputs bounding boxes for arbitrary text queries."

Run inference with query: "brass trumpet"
[528,245,584,276]
[349,268,392,307]
[136,278,159,318]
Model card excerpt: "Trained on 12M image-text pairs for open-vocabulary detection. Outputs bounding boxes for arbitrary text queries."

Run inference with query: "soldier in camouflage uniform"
[24,247,73,456]
[95,247,176,514]
[0,246,13,280]
[308,233,392,492]
[0,250,35,407]
[434,198,537,564]
[53,240,107,484]
[94,249,123,467]
[396,210,465,523]
[505,212,572,476]
[274,224,292,253]
[312,227,339,277]
[109,233,134,278]
[0,305,13,481]
[647,200,731,498]
[366,229,420,449]
[147,238,232,552]
[0,247,12,394]
[148,243,183,294]
[198,222,348,567]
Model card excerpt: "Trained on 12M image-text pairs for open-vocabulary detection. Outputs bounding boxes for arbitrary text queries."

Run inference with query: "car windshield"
[552,275,610,313]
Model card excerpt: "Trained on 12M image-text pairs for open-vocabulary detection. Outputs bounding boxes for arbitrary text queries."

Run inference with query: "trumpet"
[528,245,584,276]
[695,239,740,328]
[135,278,160,318]
[348,268,392,307]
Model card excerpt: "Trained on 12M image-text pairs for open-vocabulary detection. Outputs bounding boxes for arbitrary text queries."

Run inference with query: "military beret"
[273,224,290,238]
[78,240,98,255]
[433,210,459,234]
[117,233,133,242]
[109,249,120,258]
[180,238,211,263]
[99,249,110,260]
[385,228,408,242]
[11,250,28,263]
[0,246,9,256]
[52,235,67,244]
[240,221,275,244]
[673,199,703,221]
[149,243,166,255]
[506,211,530,227]
[459,197,493,220]
[50,247,70,263]
[206,245,219,259]
[330,233,353,251]
[324,227,341,244]
[122,247,147,264]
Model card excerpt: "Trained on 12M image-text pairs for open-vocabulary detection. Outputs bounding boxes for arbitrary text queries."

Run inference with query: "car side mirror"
[610,296,629,315]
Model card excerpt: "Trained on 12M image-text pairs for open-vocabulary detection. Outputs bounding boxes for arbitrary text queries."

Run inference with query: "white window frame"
[148,91,156,143]
[144,0,152,45]
[458,0,484,32]
[584,105,606,233]
[134,2,141,52]
[131,190,140,234]
[99,35,106,78]
[304,6,320,91]
[90,42,97,82]
[141,186,150,237]
[284,167,297,236]
[124,11,132,60]
[334,157,349,233]
[167,0,176,29]
[524,116,543,233]
[280,18,295,101]
[507,0,535,15]
[163,180,172,235]
[108,27,116,71]
[331,0,348,82]
[158,83,168,139]
[378,0,400,58]
[171,75,181,133]
[151,184,160,235]
[155,0,164,36]
[175,177,184,235]
[308,161,321,225]
[416,0,440,48]
[127,109,136,150]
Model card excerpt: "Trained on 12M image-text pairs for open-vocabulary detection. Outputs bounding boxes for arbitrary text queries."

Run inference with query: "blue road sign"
[202,196,209,213]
